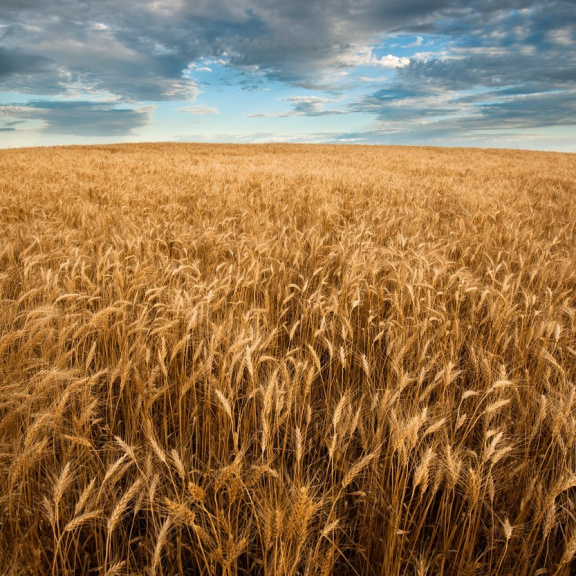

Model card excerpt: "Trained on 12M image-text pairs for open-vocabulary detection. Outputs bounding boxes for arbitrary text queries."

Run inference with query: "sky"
[0,1,575,150]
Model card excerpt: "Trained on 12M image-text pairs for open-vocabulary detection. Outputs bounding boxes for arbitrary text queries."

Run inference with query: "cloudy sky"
[1,0,575,150]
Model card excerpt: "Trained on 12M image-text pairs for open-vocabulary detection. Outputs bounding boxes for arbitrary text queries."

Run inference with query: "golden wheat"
[0,143,575,575]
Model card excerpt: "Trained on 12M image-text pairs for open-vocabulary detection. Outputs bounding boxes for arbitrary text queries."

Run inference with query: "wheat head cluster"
[0,143,575,575]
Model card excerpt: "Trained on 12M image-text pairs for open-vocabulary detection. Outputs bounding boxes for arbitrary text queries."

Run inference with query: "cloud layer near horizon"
[0,1,574,147]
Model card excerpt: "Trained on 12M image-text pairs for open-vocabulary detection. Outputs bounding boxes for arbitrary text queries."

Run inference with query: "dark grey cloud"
[0,118,25,132]
[0,8,199,101]
[0,101,152,136]
[346,89,576,148]
[347,1,576,138]
[396,50,576,93]
[471,90,576,130]
[0,47,52,78]
[2,0,571,99]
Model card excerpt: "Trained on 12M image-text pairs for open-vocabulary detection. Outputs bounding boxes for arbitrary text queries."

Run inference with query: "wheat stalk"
[1,143,574,576]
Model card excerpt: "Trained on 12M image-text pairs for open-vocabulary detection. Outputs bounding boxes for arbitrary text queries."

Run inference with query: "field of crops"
[1,143,575,575]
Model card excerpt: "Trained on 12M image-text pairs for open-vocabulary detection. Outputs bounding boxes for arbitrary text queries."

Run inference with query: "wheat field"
[0,143,575,575]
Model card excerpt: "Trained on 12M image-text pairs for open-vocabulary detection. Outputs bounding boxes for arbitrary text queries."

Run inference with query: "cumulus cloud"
[339,48,410,69]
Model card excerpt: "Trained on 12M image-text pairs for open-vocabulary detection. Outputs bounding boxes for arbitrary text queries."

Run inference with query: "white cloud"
[375,54,410,68]
[358,75,386,82]
[341,47,409,69]
[411,50,450,61]
[178,105,219,115]
[550,28,574,47]
[402,36,423,48]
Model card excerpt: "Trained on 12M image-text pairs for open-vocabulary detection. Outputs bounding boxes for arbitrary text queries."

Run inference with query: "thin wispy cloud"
[248,96,346,118]
[178,105,220,115]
